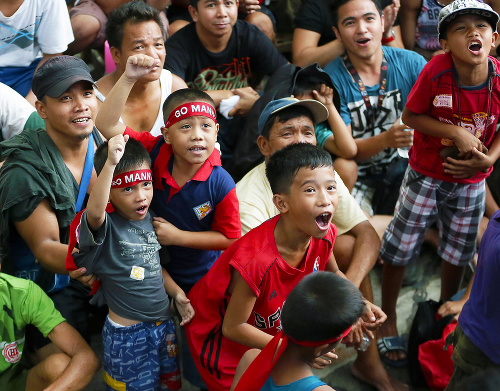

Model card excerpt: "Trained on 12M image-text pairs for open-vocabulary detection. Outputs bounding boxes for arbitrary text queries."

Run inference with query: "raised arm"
[399,0,421,50]
[292,29,345,68]
[311,84,357,159]
[86,134,129,230]
[95,54,161,139]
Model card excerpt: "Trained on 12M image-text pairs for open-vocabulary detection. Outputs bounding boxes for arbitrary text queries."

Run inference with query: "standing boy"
[185,143,386,391]
[95,54,241,387]
[379,0,500,367]
[69,135,193,389]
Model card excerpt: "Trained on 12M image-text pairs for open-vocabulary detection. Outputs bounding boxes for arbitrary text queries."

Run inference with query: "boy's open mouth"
[137,205,147,212]
[357,38,370,45]
[469,41,482,54]
[189,146,206,152]
[315,212,332,230]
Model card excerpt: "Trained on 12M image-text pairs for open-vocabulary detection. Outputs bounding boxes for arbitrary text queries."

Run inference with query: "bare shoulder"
[95,73,116,96]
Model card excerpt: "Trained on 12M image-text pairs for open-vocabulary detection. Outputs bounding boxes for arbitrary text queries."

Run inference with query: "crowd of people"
[1,0,500,390]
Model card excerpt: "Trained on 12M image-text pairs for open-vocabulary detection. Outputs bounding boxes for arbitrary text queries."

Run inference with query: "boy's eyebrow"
[300,177,336,187]
[341,12,377,25]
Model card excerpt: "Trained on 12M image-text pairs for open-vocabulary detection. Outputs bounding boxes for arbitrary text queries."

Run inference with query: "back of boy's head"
[106,1,164,50]
[330,0,381,29]
[94,138,151,176]
[162,88,216,124]
[266,143,333,195]
[281,272,364,342]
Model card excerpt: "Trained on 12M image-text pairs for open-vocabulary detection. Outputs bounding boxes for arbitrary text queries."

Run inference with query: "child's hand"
[175,293,195,326]
[312,348,338,370]
[443,146,491,179]
[311,84,334,108]
[107,134,129,166]
[452,126,483,157]
[152,216,182,246]
[437,300,465,321]
[360,299,386,338]
[124,54,161,83]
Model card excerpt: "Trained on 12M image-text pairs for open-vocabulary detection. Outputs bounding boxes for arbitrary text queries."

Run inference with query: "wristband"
[382,30,395,44]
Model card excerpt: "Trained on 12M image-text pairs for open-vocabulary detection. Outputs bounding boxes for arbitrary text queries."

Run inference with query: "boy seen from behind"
[231,272,366,391]
[185,143,386,391]
[379,0,500,366]
[69,135,191,390]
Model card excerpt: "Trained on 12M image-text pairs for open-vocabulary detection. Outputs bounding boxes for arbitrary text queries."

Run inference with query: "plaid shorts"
[379,167,485,266]
[103,317,181,391]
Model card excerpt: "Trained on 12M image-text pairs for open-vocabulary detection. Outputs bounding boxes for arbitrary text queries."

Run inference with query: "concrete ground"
[86,245,451,390]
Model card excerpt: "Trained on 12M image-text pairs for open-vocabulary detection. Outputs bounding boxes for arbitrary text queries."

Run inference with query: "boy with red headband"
[95,54,241,388]
[68,135,192,389]
[231,272,366,391]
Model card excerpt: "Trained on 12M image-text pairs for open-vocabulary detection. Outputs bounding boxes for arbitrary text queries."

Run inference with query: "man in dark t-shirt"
[164,0,287,169]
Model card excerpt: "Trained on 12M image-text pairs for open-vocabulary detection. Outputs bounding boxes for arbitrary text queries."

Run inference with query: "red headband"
[111,169,152,188]
[233,326,352,391]
[164,102,217,127]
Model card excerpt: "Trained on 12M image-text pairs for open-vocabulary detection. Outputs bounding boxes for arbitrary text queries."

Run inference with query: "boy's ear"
[35,100,48,119]
[439,38,450,52]
[188,5,199,22]
[492,31,499,48]
[161,126,172,144]
[273,193,289,214]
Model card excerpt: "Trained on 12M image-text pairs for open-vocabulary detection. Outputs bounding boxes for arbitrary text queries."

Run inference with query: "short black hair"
[282,272,365,342]
[261,105,315,139]
[189,0,200,10]
[106,1,165,50]
[331,0,381,29]
[162,88,216,123]
[266,143,333,195]
[94,137,151,176]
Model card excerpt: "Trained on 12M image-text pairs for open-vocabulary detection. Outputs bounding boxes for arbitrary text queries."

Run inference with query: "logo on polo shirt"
[313,256,320,272]
[193,201,213,220]
[2,341,20,363]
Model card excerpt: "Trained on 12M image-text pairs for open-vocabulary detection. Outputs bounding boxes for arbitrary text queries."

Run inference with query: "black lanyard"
[342,53,389,127]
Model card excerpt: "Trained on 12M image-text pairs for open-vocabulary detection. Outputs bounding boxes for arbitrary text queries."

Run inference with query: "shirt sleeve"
[331,174,367,236]
[37,0,74,54]
[212,187,241,239]
[405,62,433,115]
[248,24,288,75]
[314,122,333,148]
[164,30,190,80]
[23,280,65,337]
[124,126,161,152]
[73,211,107,274]
[294,0,324,34]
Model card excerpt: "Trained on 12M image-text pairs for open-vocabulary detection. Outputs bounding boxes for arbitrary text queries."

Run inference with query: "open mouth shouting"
[356,37,371,46]
[315,212,332,231]
[136,204,148,215]
[469,40,483,55]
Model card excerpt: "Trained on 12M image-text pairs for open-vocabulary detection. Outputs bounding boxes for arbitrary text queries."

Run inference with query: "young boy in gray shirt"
[69,134,194,390]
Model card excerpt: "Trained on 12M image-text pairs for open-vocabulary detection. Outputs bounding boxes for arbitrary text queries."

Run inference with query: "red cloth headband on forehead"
[233,325,353,391]
[111,169,152,188]
[164,102,217,127]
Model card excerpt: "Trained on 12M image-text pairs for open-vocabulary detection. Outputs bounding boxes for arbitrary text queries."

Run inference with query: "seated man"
[0,0,74,105]
[67,0,169,55]
[164,0,288,167]
[324,0,426,223]
[95,1,187,136]
[0,267,99,391]
[292,0,403,68]
[0,56,103,361]
[236,97,407,391]
[167,0,275,41]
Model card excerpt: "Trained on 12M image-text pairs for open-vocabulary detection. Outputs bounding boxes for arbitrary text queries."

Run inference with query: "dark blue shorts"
[103,317,181,391]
